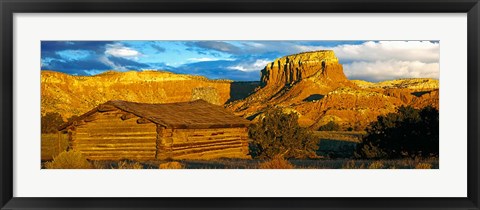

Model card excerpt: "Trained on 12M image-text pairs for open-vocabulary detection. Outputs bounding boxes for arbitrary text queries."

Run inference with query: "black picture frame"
[1,0,479,209]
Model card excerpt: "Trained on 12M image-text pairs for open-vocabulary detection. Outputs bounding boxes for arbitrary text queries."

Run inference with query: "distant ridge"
[41,70,234,119]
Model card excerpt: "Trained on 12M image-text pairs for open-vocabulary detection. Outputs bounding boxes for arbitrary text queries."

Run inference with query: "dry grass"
[48,157,438,170]
[342,160,366,169]
[159,161,184,169]
[91,161,110,169]
[415,163,433,169]
[115,160,144,169]
[291,158,438,169]
[368,161,385,169]
[258,156,295,169]
[44,150,92,169]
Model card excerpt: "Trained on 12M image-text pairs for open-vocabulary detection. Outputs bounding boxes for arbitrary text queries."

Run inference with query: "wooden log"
[76,131,157,137]
[77,119,157,126]
[121,113,136,120]
[84,156,154,161]
[173,127,246,133]
[137,118,152,124]
[74,144,156,148]
[73,142,156,148]
[75,148,156,151]
[171,142,243,153]
[172,141,243,150]
[172,138,244,148]
[75,135,156,140]
[186,135,247,141]
[72,120,86,126]
[81,155,156,159]
[97,104,117,112]
[74,138,156,143]
[76,127,156,134]
[73,140,156,145]
[79,151,156,154]
[74,142,156,147]
[84,115,97,122]
[78,150,156,154]
[170,147,249,160]
[76,151,157,157]
[74,137,156,142]
[171,143,242,153]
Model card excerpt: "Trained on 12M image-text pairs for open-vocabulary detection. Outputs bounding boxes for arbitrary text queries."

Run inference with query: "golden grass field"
[41,131,438,169]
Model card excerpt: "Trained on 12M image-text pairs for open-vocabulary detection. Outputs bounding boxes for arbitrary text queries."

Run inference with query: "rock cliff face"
[41,70,232,119]
[261,50,350,88]
[227,50,355,119]
[227,50,439,130]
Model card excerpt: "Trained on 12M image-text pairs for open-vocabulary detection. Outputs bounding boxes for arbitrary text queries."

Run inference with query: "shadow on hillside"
[303,94,324,102]
[226,81,261,103]
[411,91,431,97]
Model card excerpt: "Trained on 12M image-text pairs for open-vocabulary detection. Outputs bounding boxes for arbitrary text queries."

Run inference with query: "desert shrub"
[342,160,356,169]
[44,150,92,169]
[356,106,439,159]
[159,161,184,169]
[368,161,385,169]
[318,121,340,131]
[115,160,144,169]
[248,108,319,159]
[415,163,433,169]
[91,161,110,169]
[41,112,65,133]
[258,156,294,169]
[342,160,365,169]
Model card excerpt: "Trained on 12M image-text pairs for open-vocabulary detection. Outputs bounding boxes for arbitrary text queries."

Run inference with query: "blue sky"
[41,40,439,82]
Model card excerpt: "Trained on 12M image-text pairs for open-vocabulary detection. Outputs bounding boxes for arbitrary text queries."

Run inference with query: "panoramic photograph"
[41,40,439,169]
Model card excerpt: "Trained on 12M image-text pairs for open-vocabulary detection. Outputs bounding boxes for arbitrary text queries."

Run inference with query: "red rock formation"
[227,50,356,118]
[261,50,349,88]
[227,50,439,131]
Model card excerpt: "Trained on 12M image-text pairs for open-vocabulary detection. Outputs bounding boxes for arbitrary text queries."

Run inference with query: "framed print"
[1,0,479,209]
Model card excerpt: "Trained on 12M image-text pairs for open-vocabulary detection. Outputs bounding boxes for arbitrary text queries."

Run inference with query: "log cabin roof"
[59,100,252,130]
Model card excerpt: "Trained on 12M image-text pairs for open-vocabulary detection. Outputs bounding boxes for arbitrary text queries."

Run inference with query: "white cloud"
[98,56,127,71]
[228,59,271,72]
[344,60,439,81]
[294,41,440,81]
[105,43,140,58]
[187,57,234,62]
[243,42,266,48]
[295,41,439,63]
[84,70,104,75]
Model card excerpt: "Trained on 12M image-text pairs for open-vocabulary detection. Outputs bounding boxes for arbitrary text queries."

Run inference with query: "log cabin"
[58,100,252,160]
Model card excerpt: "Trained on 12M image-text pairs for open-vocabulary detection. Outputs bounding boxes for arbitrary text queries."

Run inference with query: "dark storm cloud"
[41,41,114,54]
[186,41,242,54]
[173,60,261,81]
[107,56,150,69]
[151,45,166,53]
[41,59,111,75]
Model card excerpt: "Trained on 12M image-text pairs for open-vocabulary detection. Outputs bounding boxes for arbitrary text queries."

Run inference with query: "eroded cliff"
[227,50,439,130]
[41,70,232,119]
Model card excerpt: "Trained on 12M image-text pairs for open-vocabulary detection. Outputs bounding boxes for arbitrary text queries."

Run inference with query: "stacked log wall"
[71,110,157,160]
[157,127,250,160]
